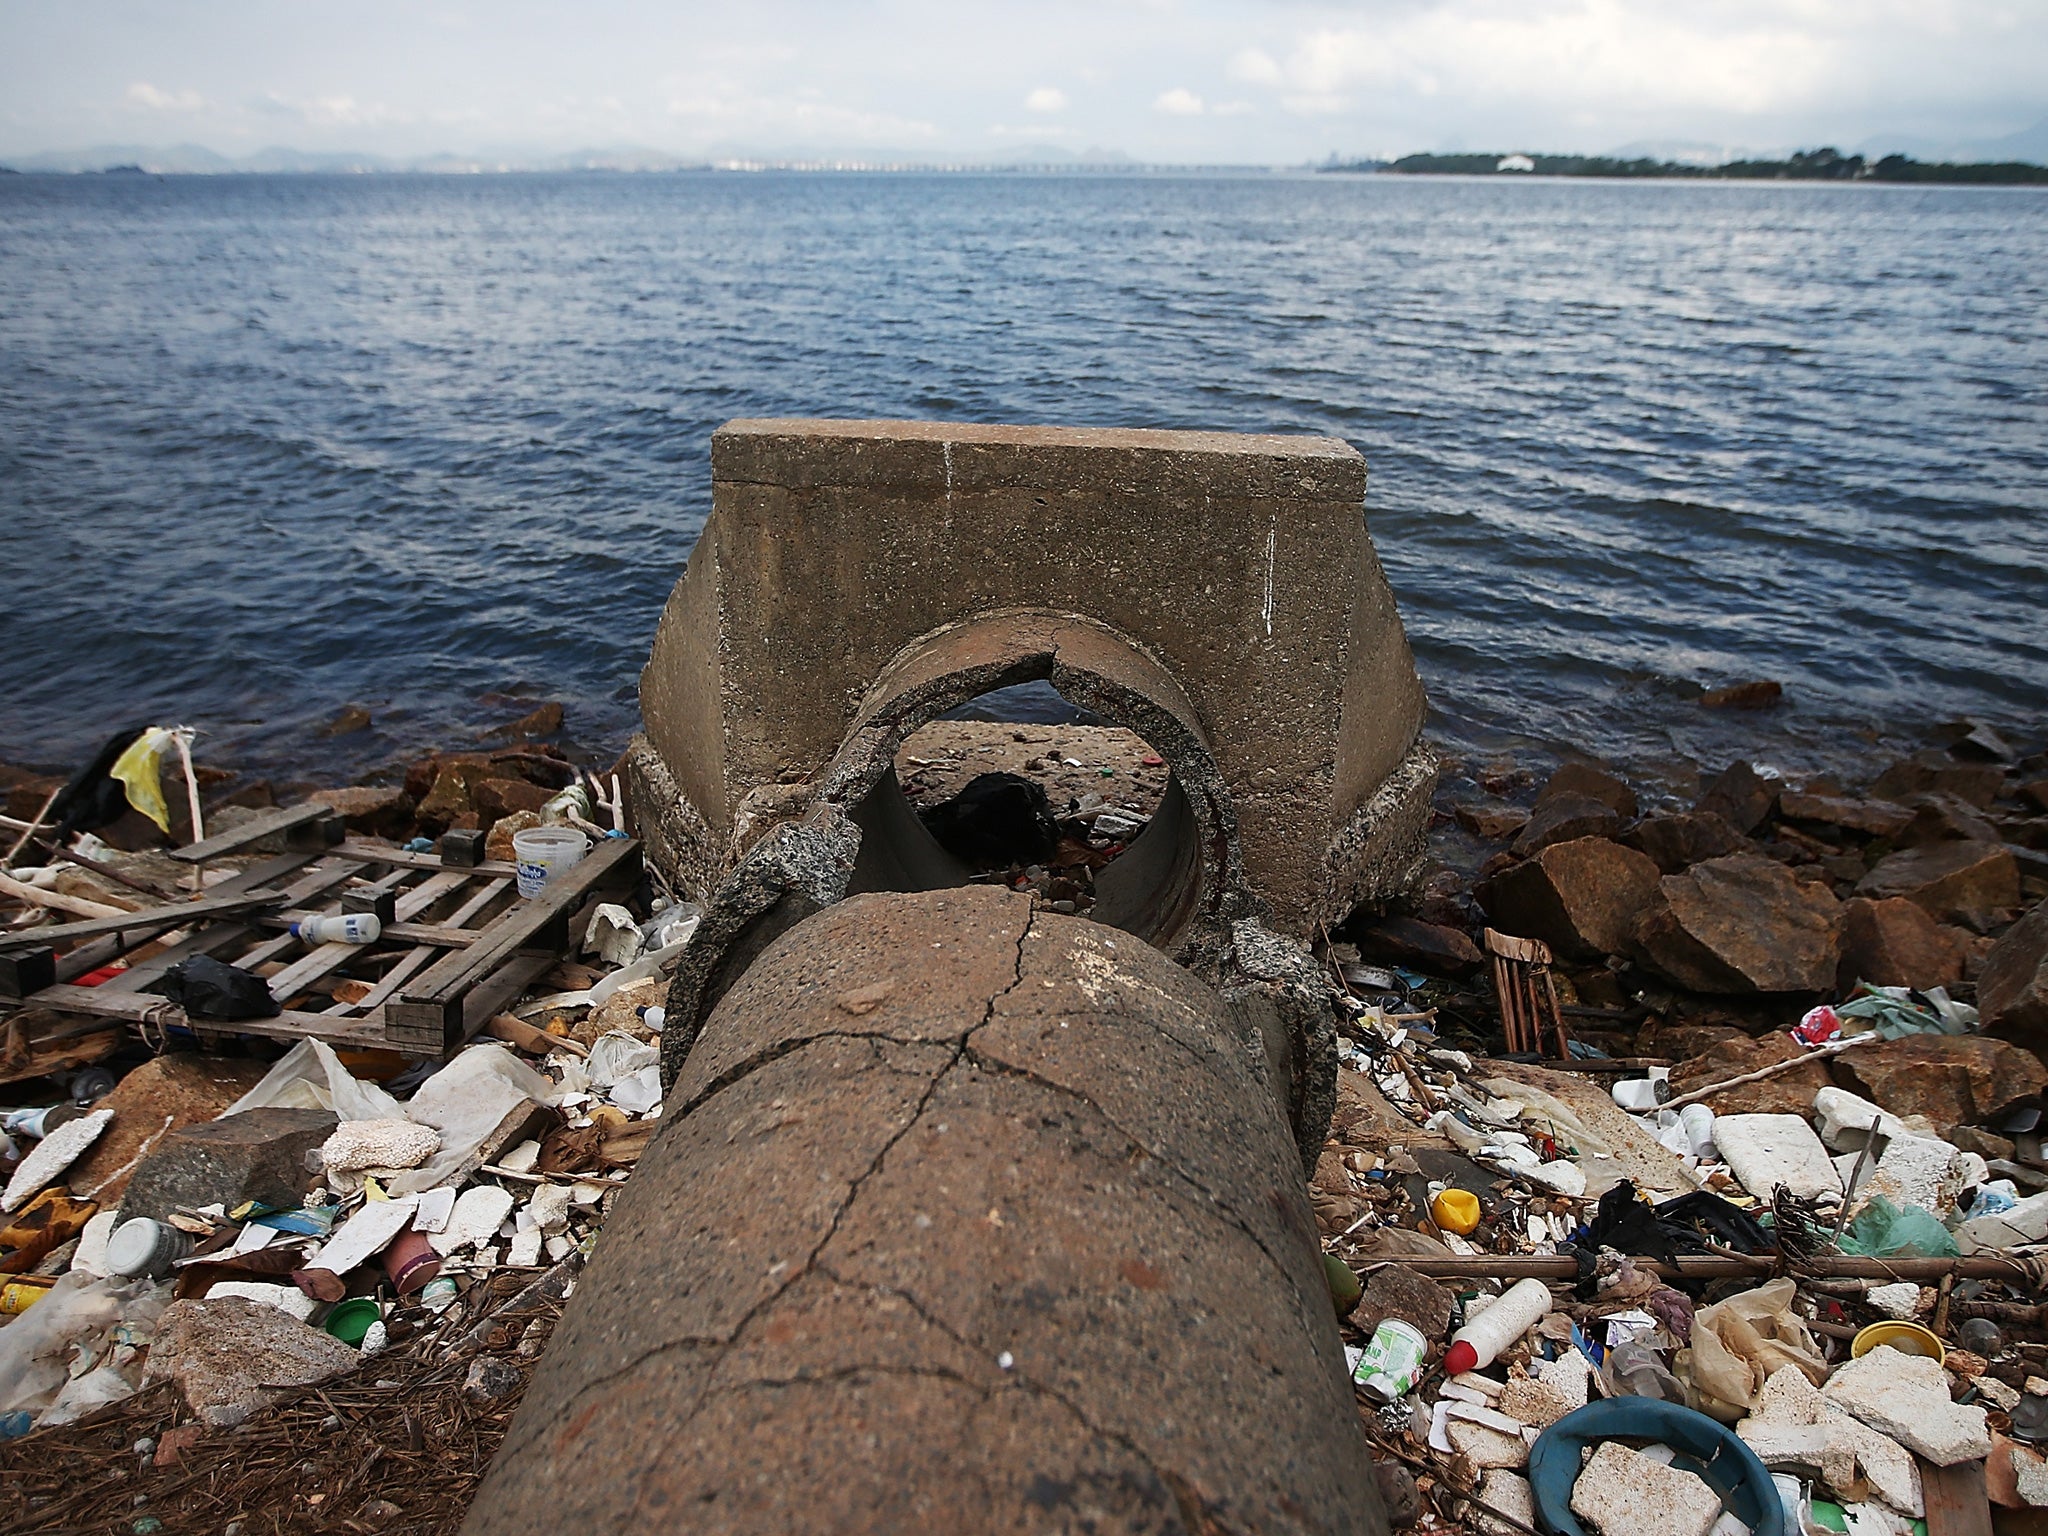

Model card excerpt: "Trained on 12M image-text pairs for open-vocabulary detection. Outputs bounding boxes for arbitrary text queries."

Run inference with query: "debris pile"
[1314,722,2048,1534]
[0,721,701,1529]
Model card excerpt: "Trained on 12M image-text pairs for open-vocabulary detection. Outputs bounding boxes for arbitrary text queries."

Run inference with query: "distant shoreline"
[1328,147,2048,185]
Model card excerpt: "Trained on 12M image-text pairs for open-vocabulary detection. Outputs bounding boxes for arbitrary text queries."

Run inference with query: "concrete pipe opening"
[844,675,1208,954]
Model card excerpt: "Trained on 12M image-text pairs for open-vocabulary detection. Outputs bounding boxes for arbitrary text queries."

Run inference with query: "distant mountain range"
[0,141,1151,175]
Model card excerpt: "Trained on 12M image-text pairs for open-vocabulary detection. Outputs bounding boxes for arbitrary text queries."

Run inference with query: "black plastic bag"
[158,955,281,1021]
[918,772,1059,867]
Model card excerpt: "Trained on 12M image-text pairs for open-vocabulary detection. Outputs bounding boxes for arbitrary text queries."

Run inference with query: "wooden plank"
[1920,1459,1992,1536]
[92,854,370,990]
[0,889,290,952]
[386,839,638,1049]
[337,839,519,879]
[27,983,388,1046]
[324,876,512,1019]
[168,803,333,863]
[261,869,471,1002]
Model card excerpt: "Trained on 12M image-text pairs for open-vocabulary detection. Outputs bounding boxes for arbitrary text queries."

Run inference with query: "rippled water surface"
[2,172,2044,783]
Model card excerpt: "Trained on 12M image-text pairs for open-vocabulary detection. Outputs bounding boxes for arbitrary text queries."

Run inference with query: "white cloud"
[1024,85,1067,113]
[1212,100,1256,117]
[1154,87,1204,115]
[126,82,204,112]
[1227,48,1281,87]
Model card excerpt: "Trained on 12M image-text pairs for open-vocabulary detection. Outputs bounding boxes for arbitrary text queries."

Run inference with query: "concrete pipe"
[465,887,1386,1536]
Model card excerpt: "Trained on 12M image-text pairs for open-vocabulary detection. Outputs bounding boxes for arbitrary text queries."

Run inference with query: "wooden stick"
[2,785,61,869]
[1661,1031,1879,1110]
[172,730,204,894]
[0,869,129,920]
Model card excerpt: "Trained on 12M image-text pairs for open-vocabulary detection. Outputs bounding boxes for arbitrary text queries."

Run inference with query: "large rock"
[1777,791,1914,839]
[1625,811,1747,874]
[1352,916,1483,976]
[1980,899,2048,1051]
[1836,897,1967,992]
[1537,763,1638,819]
[1509,793,1623,858]
[1669,1033,1832,1116]
[66,1054,276,1206]
[144,1296,359,1427]
[1633,854,1841,993]
[1696,761,1778,834]
[1871,752,2006,811]
[1893,792,2000,848]
[1476,837,1663,962]
[117,1106,336,1225]
[307,785,415,837]
[1856,841,2019,921]
[1834,1034,2048,1139]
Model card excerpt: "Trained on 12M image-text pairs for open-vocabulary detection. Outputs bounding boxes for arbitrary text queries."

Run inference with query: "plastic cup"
[1850,1320,1944,1363]
[324,1296,383,1348]
[512,827,590,899]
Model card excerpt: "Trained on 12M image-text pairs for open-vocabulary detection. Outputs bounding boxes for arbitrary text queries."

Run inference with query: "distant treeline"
[1329,147,2048,184]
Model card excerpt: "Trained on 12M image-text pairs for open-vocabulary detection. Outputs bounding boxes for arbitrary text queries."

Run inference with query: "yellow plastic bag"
[1688,1278,1829,1421]
[107,727,175,832]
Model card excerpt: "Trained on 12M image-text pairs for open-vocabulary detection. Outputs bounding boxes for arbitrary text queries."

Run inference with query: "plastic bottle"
[291,912,382,945]
[1679,1104,1716,1158]
[1442,1276,1553,1376]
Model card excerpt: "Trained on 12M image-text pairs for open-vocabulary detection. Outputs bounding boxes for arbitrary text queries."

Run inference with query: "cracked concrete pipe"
[464,887,1386,1536]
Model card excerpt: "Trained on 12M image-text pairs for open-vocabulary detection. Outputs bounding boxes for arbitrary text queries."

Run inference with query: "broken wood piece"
[0,870,131,922]
[1661,1030,1879,1110]
[167,802,335,864]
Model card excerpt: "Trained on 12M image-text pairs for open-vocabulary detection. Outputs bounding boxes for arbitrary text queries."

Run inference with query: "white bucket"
[512,826,590,899]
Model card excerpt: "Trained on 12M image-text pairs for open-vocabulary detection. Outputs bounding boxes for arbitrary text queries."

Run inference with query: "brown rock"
[1777,792,1914,839]
[1834,1035,2048,1139]
[1510,793,1624,858]
[2,769,64,823]
[1476,837,1664,962]
[486,809,542,863]
[1635,1021,1748,1062]
[492,701,563,741]
[477,777,553,818]
[1871,752,2007,810]
[1634,854,1841,993]
[1894,792,2000,848]
[1837,896,1967,992]
[1353,1265,1455,1341]
[1701,679,1783,710]
[1626,811,1748,874]
[1856,841,2019,922]
[1454,801,1530,841]
[2019,779,2048,815]
[1669,1033,1833,1115]
[308,785,415,837]
[316,705,373,737]
[1353,916,1483,977]
[1374,1461,1422,1529]
[1538,763,1639,819]
[66,1054,275,1205]
[1948,1126,2015,1161]
[144,1297,358,1428]
[416,757,495,827]
[1697,761,1779,834]
[1979,898,2048,1050]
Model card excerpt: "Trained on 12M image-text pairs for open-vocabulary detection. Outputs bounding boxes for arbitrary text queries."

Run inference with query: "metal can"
[0,1276,56,1316]
[1352,1318,1429,1404]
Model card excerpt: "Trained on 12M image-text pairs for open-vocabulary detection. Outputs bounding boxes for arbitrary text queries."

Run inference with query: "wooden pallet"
[0,804,639,1063]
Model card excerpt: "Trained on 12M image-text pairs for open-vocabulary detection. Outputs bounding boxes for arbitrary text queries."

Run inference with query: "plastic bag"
[159,955,281,1022]
[0,1272,125,1416]
[1688,1278,1828,1421]
[385,1044,554,1196]
[1837,1195,1960,1259]
[225,1038,404,1122]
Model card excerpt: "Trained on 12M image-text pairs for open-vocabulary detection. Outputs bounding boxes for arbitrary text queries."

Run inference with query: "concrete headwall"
[628,419,1434,943]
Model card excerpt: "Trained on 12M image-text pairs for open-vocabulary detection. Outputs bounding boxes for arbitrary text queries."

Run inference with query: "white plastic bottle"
[292,912,382,945]
[1442,1276,1554,1375]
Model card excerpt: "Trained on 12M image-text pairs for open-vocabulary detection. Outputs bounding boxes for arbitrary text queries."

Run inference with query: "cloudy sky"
[3,0,2044,164]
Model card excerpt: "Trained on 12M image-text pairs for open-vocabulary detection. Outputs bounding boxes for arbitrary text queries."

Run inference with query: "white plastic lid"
[104,1217,164,1277]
